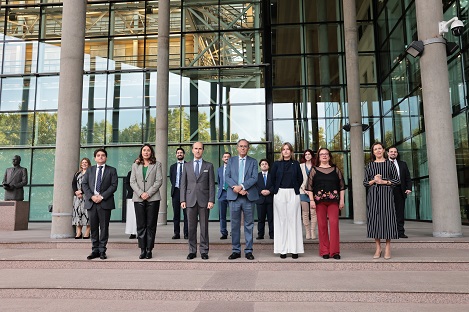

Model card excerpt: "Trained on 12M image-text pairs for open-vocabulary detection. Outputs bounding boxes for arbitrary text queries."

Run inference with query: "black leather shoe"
[129,234,136,239]
[333,254,341,260]
[245,253,255,260]
[139,249,146,259]
[270,235,274,239]
[228,252,241,260]
[187,253,196,260]
[256,236,264,240]
[87,252,100,260]
[322,255,330,259]
[146,251,153,259]
[280,254,287,259]
[172,234,180,239]
[220,235,228,239]
[292,254,299,259]
[99,252,107,260]
[399,234,408,238]
[184,234,188,239]
[201,253,209,260]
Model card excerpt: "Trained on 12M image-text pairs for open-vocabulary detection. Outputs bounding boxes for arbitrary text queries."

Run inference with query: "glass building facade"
[0,0,467,225]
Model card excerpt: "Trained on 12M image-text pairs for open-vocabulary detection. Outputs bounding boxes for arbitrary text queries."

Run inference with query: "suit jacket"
[180,160,215,208]
[169,161,186,197]
[271,159,303,195]
[130,162,163,202]
[217,165,227,199]
[256,171,274,204]
[395,160,412,198]
[2,166,28,201]
[82,164,118,210]
[225,155,259,202]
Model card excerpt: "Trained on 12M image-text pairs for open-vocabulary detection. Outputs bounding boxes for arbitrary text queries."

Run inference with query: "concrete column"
[415,0,462,237]
[155,0,170,225]
[343,0,367,224]
[50,0,87,238]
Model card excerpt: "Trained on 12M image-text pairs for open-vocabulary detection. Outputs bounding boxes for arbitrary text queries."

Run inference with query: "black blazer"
[270,160,303,195]
[169,161,186,197]
[256,171,274,204]
[396,160,412,198]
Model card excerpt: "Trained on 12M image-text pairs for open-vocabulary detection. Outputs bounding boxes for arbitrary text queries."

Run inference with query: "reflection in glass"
[38,41,61,73]
[106,108,143,144]
[0,112,33,146]
[35,76,59,110]
[3,41,38,74]
[34,112,57,146]
[1,77,35,111]
[81,110,106,145]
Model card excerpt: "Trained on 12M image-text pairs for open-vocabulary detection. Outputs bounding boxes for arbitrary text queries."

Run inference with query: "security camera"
[439,17,464,36]
[451,19,464,36]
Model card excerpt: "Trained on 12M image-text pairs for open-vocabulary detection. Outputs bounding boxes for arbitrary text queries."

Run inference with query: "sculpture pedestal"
[0,201,30,231]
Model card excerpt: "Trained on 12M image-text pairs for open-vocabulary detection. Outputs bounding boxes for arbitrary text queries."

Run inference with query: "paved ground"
[1,221,469,311]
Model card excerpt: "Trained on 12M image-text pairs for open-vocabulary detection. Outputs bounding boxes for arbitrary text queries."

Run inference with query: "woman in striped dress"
[363,142,400,260]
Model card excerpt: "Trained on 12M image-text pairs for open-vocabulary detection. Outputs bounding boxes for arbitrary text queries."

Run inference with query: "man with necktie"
[217,152,231,239]
[225,139,259,260]
[82,148,118,260]
[169,147,188,239]
[256,158,274,239]
[180,142,215,260]
[388,147,412,238]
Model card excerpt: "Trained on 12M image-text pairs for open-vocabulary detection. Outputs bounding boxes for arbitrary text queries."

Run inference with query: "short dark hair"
[223,152,231,157]
[94,148,107,157]
[176,147,185,154]
[259,158,269,166]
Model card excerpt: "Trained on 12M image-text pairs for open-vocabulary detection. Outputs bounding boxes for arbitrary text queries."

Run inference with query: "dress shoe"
[292,254,299,259]
[228,252,241,260]
[75,234,82,239]
[82,235,90,239]
[256,236,264,240]
[146,251,153,259]
[139,249,147,259]
[220,235,228,239]
[280,254,287,259]
[245,253,255,260]
[270,235,274,239]
[87,252,100,260]
[384,254,391,260]
[201,253,209,260]
[399,234,408,238]
[333,254,341,260]
[99,252,107,260]
[172,234,180,239]
[129,234,137,239]
[373,250,382,259]
[322,255,330,259]
[184,234,188,239]
[187,253,196,260]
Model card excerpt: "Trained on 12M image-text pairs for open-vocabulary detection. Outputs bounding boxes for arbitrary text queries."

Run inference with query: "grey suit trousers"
[186,204,210,254]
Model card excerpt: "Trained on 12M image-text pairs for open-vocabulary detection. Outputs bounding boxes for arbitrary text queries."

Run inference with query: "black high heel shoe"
[75,234,82,239]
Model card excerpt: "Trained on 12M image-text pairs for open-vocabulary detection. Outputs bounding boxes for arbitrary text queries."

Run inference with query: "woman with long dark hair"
[72,157,91,239]
[130,144,163,259]
[300,149,317,239]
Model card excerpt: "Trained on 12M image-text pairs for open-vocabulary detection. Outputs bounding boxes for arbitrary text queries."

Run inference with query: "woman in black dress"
[363,142,400,260]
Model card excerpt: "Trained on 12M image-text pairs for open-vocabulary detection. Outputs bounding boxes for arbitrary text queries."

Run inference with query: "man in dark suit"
[256,158,274,240]
[180,142,215,260]
[217,152,231,239]
[82,148,118,260]
[2,155,28,201]
[169,147,188,239]
[388,147,412,238]
[225,139,259,260]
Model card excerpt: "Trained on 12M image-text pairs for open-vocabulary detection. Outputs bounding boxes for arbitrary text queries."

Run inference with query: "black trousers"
[393,188,406,235]
[88,203,112,253]
[172,187,188,236]
[134,200,160,250]
[257,202,274,237]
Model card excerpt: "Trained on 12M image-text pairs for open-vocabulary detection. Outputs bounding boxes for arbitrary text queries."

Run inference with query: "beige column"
[415,0,462,237]
[155,0,170,224]
[343,0,367,224]
[50,0,87,238]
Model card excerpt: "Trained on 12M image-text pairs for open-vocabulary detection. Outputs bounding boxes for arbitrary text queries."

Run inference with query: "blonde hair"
[278,142,294,160]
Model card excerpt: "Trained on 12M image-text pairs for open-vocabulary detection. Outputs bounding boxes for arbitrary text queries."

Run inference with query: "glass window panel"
[273,119,295,146]
[448,55,465,112]
[37,41,61,73]
[1,76,36,111]
[305,54,343,85]
[81,110,106,145]
[357,21,374,52]
[114,72,144,108]
[84,39,109,71]
[272,56,302,87]
[0,112,33,146]
[29,186,50,221]
[108,37,145,70]
[381,77,392,114]
[358,54,376,83]
[411,133,428,177]
[145,37,158,68]
[382,116,393,147]
[142,107,156,143]
[218,2,260,31]
[106,108,143,144]
[304,0,341,23]
[2,41,38,74]
[35,76,59,110]
[360,87,379,118]
[6,6,40,40]
[416,178,432,220]
[453,113,469,167]
[180,69,219,106]
[34,111,57,146]
[304,24,343,54]
[389,22,404,69]
[386,0,402,32]
[393,100,411,143]
[111,2,145,36]
[0,7,4,35]
[31,148,55,184]
[272,25,301,55]
[82,74,107,109]
[86,2,110,37]
[43,5,63,39]
[271,0,301,24]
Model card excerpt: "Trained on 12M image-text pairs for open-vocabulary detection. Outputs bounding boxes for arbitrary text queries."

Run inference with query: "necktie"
[239,158,245,183]
[195,160,200,178]
[263,173,267,186]
[177,162,182,187]
[223,166,228,190]
[96,166,103,193]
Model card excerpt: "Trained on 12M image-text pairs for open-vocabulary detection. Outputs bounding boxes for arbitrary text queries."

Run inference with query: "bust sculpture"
[2,155,28,201]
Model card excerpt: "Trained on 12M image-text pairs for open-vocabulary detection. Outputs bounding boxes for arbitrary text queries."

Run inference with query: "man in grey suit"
[180,142,215,260]
[2,155,28,201]
[82,148,118,260]
[225,139,259,260]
